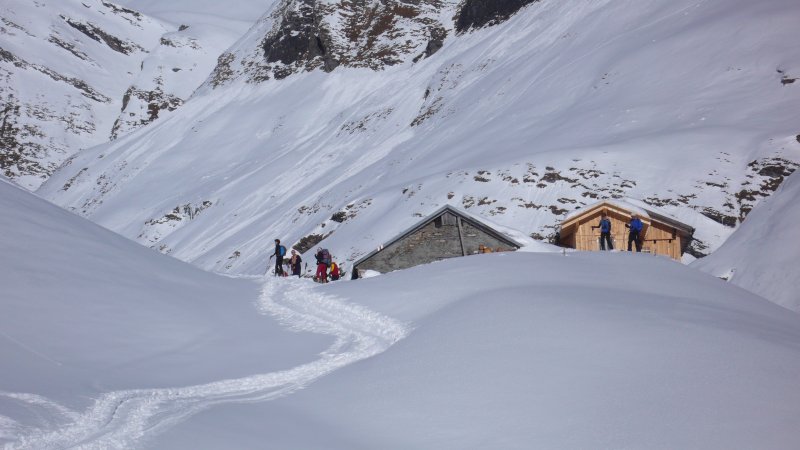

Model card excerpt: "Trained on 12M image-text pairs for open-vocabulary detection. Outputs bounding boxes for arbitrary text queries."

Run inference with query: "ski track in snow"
[0,277,408,449]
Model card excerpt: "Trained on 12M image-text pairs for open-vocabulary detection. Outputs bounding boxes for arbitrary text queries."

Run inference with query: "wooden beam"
[457,217,467,256]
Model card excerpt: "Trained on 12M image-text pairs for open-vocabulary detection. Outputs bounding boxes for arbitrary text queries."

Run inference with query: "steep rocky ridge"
[210,0,459,85]
[209,0,549,85]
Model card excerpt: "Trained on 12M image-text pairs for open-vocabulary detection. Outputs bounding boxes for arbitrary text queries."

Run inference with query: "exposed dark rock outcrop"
[0,95,60,183]
[413,26,447,62]
[258,1,337,80]
[294,232,331,253]
[48,35,92,61]
[735,157,798,220]
[100,1,143,22]
[60,16,145,55]
[138,201,214,248]
[215,0,449,85]
[210,52,237,87]
[685,239,709,259]
[111,84,184,139]
[455,0,541,33]
[699,207,738,228]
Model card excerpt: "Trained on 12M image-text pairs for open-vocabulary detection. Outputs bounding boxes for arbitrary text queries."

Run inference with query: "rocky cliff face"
[209,0,549,86]
[455,0,541,33]
[212,0,457,85]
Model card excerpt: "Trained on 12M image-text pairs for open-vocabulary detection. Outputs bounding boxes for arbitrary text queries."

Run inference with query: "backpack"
[279,245,286,257]
[320,249,331,265]
[330,263,339,280]
[600,218,611,233]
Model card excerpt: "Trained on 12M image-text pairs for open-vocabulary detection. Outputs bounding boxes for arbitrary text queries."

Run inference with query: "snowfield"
[3,178,800,449]
[2,0,800,447]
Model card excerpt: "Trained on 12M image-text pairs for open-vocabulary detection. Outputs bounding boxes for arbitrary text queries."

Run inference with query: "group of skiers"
[592,212,644,252]
[313,247,340,283]
[269,239,341,282]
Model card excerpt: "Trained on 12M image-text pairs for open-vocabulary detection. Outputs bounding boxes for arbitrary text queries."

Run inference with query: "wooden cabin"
[558,199,694,260]
[353,205,521,274]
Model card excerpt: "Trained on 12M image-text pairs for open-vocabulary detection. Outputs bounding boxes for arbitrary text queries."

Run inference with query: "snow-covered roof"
[562,198,694,233]
[563,198,648,223]
[353,205,524,268]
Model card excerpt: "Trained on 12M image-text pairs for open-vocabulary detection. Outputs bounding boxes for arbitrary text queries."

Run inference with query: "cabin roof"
[560,198,695,235]
[353,205,522,269]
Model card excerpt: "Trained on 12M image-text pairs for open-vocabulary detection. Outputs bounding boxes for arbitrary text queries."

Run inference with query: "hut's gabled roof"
[353,205,522,269]
[560,198,694,236]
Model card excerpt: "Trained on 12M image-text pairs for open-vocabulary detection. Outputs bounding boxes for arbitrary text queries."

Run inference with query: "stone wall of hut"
[356,214,517,273]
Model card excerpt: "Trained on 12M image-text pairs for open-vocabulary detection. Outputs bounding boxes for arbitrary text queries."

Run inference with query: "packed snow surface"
[3,179,800,449]
[3,0,800,447]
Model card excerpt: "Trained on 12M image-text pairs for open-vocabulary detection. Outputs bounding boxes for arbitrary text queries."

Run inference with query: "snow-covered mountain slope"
[37,0,800,281]
[0,178,330,401]
[693,171,800,311]
[107,0,271,140]
[0,0,166,189]
[0,0,264,190]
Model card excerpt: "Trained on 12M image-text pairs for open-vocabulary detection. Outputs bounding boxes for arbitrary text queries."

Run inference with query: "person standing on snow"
[592,212,613,251]
[314,248,329,283]
[290,249,302,277]
[625,214,643,252]
[271,239,286,276]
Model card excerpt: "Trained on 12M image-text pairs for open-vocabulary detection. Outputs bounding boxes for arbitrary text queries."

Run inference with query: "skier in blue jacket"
[593,212,613,251]
[625,214,643,252]
[271,239,286,276]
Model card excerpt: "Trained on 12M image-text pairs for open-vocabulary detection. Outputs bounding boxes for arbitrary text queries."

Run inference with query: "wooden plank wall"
[572,211,682,259]
[639,222,682,260]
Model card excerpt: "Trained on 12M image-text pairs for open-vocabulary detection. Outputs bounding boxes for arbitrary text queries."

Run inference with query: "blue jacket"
[629,218,643,232]
[599,218,611,233]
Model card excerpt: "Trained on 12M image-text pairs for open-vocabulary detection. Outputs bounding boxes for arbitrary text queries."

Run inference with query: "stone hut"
[558,199,695,260]
[353,205,521,274]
